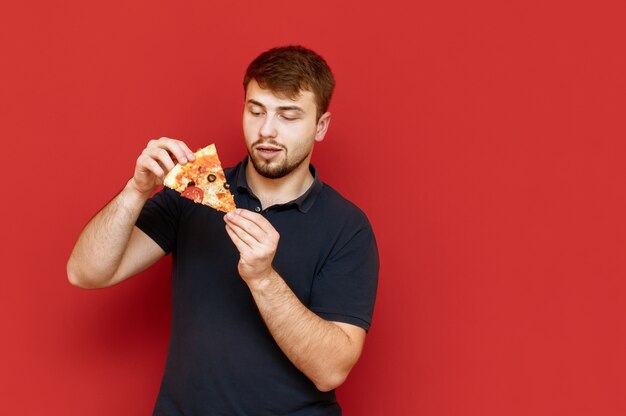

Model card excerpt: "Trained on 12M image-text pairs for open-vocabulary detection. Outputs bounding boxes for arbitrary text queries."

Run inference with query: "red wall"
[2,1,625,414]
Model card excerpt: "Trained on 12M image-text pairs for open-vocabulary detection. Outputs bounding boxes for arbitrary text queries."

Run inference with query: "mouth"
[254,144,284,159]
[255,144,282,151]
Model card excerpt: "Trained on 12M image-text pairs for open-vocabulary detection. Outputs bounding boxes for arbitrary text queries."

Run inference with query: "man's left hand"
[224,209,279,283]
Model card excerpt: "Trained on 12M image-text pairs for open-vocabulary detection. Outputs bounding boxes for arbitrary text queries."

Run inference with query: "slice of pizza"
[163,144,236,212]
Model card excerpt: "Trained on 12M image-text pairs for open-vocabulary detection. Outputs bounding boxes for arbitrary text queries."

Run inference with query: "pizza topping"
[187,181,195,187]
[224,183,230,189]
[181,186,204,203]
[207,174,216,182]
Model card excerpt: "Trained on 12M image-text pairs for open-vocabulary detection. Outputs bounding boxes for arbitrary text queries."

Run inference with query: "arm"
[248,269,365,392]
[224,209,366,392]
[66,138,195,288]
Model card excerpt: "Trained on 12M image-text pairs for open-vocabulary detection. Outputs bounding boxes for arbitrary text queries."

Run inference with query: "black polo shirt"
[136,158,379,416]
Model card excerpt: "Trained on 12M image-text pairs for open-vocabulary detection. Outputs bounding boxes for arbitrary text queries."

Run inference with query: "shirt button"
[255,206,261,212]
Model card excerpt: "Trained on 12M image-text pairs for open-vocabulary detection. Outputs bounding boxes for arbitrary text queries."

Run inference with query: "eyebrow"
[246,99,305,113]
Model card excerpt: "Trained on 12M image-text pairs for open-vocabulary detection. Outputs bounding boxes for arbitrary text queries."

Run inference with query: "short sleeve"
[309,220,379,332]
[135,187,181,254]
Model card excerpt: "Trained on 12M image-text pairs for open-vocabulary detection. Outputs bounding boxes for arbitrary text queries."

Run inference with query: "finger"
[224,211,266,244]
[226,220,263,250]
[175,140,196,162]
[148,137,194,164]
[163,140,193,165]
[145,147,176,173]
[137,154,165,179]
[225,224,255,252]
[232,209,276,235]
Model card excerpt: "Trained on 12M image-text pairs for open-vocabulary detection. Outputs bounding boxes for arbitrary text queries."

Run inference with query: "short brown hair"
[243,45,335,121]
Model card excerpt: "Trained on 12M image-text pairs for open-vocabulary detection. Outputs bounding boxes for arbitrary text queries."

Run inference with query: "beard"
[248,140,310,179]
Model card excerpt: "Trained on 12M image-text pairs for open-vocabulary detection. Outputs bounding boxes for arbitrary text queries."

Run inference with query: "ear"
[314,112,331,142]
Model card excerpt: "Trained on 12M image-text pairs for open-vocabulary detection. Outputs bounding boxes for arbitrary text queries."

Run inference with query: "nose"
[259,114,277,138]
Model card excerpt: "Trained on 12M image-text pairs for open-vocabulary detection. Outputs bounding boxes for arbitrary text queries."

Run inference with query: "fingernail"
[180,157,187,164]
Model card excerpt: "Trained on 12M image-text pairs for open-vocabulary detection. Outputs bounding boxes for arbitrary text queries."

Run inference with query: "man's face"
[243,79,329,179]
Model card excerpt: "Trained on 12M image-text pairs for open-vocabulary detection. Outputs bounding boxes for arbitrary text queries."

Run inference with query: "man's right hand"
[67,137,195,289]
[130,137,196,196]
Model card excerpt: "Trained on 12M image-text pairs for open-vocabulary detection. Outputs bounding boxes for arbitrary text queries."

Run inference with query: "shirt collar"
[235,157,323,213]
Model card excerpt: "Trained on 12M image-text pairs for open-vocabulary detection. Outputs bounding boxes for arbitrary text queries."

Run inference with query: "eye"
[279,113,299,121]
[248,106,264,116]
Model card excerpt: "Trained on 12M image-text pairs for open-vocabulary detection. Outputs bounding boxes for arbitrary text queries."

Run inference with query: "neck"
[245,159,314,209]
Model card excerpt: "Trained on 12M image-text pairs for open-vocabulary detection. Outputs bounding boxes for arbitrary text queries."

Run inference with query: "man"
[67,45,378,415]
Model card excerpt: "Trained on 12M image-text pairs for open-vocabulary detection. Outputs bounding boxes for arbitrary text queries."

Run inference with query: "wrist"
[123,179,153,206]
[247,267,279,293]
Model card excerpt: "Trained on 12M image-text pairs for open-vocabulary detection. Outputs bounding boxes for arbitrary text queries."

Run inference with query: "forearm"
[67,180,150,288]
[247,269,357,392]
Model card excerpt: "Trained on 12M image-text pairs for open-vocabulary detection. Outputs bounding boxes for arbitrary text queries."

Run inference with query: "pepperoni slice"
[181,186,204,203]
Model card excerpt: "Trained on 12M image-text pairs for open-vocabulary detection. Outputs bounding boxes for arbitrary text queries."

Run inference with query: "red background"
[1,0,625,414]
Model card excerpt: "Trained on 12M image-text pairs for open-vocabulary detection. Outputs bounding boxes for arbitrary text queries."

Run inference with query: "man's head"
[242,46,335,179]
[243,45,335,122]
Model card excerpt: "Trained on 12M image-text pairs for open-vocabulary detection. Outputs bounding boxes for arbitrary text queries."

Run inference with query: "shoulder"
[317,183,371,226]
[146,186,184,208]
[312,183,376,247]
